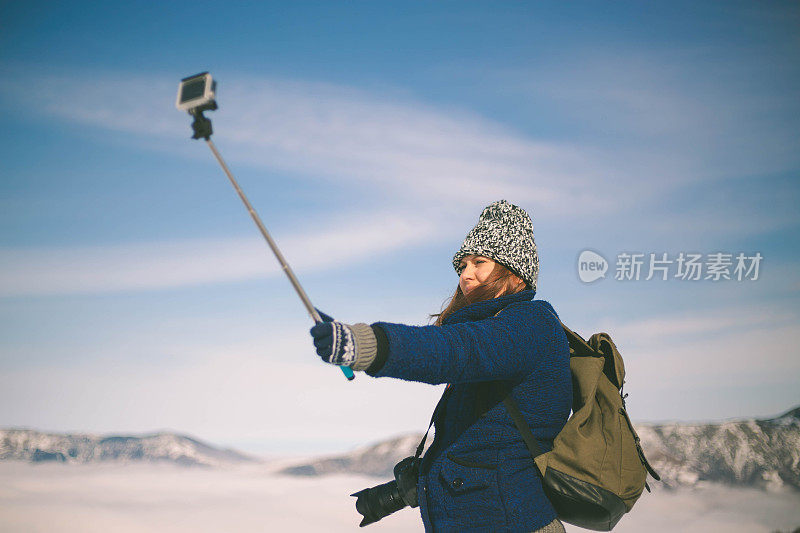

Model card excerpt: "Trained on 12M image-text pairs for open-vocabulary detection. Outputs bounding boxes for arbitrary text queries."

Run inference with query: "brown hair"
[431,262,527,326]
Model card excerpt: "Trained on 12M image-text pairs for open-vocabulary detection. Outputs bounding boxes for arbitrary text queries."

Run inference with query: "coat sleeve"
[369,300,566,385]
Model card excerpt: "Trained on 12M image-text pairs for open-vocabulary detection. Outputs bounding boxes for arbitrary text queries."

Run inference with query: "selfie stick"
[181,83,355,381]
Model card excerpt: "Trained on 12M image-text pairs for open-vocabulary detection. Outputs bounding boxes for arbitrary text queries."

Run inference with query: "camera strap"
[413,307,508,460]
[413,384,452,460]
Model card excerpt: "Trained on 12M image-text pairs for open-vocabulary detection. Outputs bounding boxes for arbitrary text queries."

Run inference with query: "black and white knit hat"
[452,200,539,291]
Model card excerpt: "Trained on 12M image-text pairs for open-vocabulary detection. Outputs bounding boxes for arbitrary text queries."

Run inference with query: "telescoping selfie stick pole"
[177,72,355,381]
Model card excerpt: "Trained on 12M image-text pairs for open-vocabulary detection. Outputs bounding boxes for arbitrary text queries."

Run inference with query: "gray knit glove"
[310,312,378,371]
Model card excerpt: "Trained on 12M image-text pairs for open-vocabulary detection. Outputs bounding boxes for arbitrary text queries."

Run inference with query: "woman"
[310,200,572,533]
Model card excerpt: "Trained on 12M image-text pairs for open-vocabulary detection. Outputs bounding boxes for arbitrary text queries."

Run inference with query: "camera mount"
[188,101,218,140]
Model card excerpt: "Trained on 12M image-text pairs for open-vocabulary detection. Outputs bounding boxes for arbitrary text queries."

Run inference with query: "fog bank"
[1,463,798,532]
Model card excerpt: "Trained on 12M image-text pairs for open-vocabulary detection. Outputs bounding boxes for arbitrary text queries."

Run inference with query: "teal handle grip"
[341,366,355,380]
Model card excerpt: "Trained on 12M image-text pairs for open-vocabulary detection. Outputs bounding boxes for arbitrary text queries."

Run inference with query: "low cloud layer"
[1,463,798,533]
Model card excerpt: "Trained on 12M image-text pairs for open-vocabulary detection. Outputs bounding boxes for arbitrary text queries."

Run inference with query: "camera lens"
[352,480,407,527]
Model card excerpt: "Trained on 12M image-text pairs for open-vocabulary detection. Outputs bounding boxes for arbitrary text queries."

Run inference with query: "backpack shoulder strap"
[497,384,545,459]
[491,304,580,460]
[561,323,595,356]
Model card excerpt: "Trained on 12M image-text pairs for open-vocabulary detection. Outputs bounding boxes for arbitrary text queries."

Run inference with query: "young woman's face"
[458,255,497,296]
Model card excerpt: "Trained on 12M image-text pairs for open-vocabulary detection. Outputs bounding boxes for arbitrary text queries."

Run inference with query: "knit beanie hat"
[452,200,539,291]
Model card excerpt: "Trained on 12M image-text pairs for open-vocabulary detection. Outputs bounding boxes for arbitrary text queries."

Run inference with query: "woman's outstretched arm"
[367,300,567,384]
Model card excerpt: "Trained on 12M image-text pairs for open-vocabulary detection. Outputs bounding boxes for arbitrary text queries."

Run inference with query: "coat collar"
[443,289,536,325]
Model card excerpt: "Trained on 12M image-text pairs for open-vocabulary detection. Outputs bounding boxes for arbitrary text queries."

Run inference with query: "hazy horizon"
[4,399,799,457]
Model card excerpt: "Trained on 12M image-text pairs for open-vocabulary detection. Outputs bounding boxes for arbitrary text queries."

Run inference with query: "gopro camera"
[176,72,217,111]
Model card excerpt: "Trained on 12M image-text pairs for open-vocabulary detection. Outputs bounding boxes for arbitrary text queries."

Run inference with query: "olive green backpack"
[499,322,660,531]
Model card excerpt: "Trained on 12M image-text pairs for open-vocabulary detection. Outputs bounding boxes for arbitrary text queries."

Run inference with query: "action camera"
[176,72,216,112]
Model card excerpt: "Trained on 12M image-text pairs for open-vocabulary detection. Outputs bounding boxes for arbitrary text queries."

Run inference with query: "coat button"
[451,478,463,489]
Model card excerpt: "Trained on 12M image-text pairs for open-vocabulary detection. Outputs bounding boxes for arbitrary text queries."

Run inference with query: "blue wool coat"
[370,290,572,533]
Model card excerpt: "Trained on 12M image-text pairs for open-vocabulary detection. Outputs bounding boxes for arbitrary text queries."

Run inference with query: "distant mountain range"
[0,429,255,467]
[3,406,798,492]
[636,406,800,491]
[279,406,800,492]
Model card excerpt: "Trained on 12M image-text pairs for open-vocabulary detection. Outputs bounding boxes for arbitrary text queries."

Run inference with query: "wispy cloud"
[0,211,440,297]
[519,47,800,180]
[492,47,800,241]
[2,63,797,251]
[592,307,800,390]
[0,70,648,216]
[625,321,800,421]
[597,306,796,345]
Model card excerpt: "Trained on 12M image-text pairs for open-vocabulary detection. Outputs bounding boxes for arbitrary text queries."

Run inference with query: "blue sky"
[1,1,798,454]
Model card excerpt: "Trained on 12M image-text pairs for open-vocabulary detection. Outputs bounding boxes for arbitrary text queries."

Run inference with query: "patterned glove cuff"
[350,322,378,371]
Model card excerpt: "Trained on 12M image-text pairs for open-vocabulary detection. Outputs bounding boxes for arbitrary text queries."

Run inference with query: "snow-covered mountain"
[279,406,800,492]
[637,406,800,491]
[0,429,256,467]
[281,433,425,478]
[4,405,797,490]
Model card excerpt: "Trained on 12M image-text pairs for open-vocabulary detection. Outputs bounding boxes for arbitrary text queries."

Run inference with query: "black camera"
[351,456,420,527]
